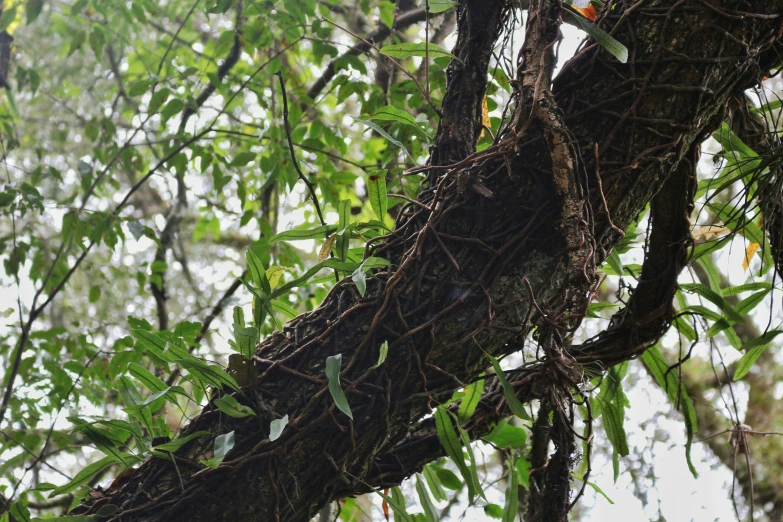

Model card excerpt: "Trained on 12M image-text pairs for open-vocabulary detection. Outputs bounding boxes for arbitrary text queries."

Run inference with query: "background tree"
[1,0,782,521]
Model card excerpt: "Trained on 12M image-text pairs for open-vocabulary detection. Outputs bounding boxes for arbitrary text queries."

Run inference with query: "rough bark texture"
[72,0,783,521]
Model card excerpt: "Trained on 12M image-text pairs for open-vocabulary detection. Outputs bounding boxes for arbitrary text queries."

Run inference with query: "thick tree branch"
[69,2,783,521]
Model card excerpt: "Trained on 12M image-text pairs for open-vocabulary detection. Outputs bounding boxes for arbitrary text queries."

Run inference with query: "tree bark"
[73,1,783,521]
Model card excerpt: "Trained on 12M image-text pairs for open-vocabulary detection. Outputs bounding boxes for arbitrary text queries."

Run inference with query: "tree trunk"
[73,1,783,520]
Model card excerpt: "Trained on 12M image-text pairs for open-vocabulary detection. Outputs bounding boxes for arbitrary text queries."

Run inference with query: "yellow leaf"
[742,242,760,271]
[319,234,337,262]
[479,95,490,139]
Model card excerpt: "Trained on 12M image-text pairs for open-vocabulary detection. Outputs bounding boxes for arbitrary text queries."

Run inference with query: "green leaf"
[270,224,336,242]
[482,418,527,448]
[423,0,457,13]
[50,456,117,497]
[379,1,396,27]
[369,106,421,130]
[416,474,440,522]
[733,345,767,381]
[679,283,745,323]
[89,25,105,58]
[422,464,447,502]
[325,354,353,419]
[484,504,503,519]
[734,289,771,316]
[487,354,531,420]
[352,266,367,296]
[233,325,257,359]
[501,459,518,522]
[231,151,256,167]
[374,486,413,522]
[336,199,351,261]
[380,42,456,61]
[26,0,44,24]
[246,249,271,294]
[270,299,298,319]
[214,394,257,418]
[131,329,168,362]
[457,378,484,423]
[574,474,615,504]
[434,466,462,490]
[354,118,415,162]
[9,493,30,522]
[161,98,184,123]
[434,406,477,502]
[269,414,289,441]
[722,282,773,296]
[641,346,698,477]
[373,340,389,369]
[128,363,186,405]
[570,13,628,63]
[366,170,388,220]
[602,402,629,457]
[152,431,210,452]
[201,431,235,468]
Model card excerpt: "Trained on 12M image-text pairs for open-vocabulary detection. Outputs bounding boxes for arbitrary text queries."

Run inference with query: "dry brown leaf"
[319,234,337,262]
[692,225,731,240]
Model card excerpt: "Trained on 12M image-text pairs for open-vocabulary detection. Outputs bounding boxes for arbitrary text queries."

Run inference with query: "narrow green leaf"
[733,345,767,381]
[456,421,485,500]
[572,14,628,63]
[487,354,531,420]
[641,346,698,477]
[50,456,117,497]
[423,0,457,13]
[423,464,447,502]
[270,225,336,243]
[337,199,351,261]
[246,249,271,294]
[131,329,168,363]
[368,107,421,130]
[366,170,388,220]
[325,354,353,419]
[457,378,484,423]
[416,474,440,522]
[434,406,477,502]
[270,299,298,319]
[152,431,210,452]
[602,402,629,457]
[734,289,771,316]
[374,486,413,522]
[501,459,518,522]
[679,283,745,323]
[722,282,773,296]
[380,42,456,61]
[214,394,257,418]
[354,118,415,161]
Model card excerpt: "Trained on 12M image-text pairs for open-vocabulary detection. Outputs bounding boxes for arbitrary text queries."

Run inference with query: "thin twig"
[276,72,327,227]
[322,17,442,116]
